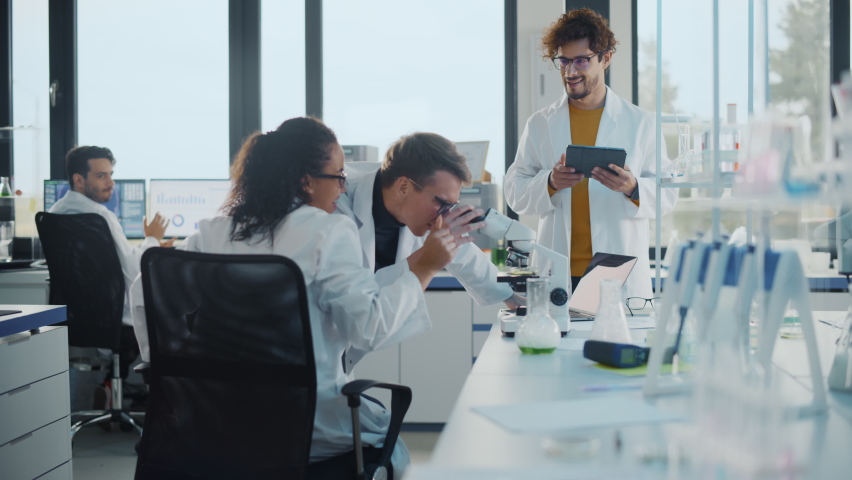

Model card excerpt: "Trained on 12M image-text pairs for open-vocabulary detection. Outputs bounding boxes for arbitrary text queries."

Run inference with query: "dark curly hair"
[541,8,618,62]
[223,117,337,243]
[65,145,116,183]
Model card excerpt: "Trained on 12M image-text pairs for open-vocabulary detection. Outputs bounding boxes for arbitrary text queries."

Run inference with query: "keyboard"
[569,309,595,320]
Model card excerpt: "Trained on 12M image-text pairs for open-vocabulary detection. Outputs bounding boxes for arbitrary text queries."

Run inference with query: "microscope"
[473,208,571,336]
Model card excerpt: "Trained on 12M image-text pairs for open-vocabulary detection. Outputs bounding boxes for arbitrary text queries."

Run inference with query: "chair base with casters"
[307,379,412,480]
[70,352,144,439]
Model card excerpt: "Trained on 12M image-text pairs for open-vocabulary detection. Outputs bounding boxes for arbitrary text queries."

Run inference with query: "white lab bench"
[2,266,850,425]
[405,312,852,479]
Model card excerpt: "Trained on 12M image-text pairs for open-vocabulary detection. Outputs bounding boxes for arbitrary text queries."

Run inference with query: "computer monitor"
[148,179,231,238]
[43,179,147,238]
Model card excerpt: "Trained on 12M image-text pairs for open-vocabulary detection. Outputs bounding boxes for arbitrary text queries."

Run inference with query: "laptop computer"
[569,253,638,321]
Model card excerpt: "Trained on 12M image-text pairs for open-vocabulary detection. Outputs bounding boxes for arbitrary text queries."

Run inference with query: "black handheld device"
[583,340,650,368]
[565,145,627,177]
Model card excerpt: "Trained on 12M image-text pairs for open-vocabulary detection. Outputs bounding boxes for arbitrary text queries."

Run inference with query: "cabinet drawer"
[0,417,71,480]
[0,326,68,395]
[35,462,71,480]
[0,371,70,446]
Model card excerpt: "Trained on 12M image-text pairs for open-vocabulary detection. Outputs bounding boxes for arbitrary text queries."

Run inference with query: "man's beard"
[564,73,597,101]
[84,184,110,203]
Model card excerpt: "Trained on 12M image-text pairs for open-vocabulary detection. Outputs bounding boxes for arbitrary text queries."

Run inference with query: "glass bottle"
[516,277,560,354]
[589,279,632,344]
[0,177,11,196]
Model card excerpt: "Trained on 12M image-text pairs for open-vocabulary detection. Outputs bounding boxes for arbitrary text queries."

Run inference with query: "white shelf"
[660,171,737,189]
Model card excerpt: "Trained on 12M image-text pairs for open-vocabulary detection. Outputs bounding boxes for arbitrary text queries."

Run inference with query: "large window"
[260,0,306,132]
[77,0,230,180]
[11,0,50,214]
[322,0,505,183]
[637,0,831,244]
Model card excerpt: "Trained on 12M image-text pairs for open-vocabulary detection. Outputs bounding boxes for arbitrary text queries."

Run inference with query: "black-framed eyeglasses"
[551,51,606,71]
[409,178,459,216]
[314,172,347,188]
[625,297,659,316]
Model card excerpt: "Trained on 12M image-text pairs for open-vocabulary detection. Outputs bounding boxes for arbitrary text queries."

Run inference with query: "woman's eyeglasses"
[409,178,460,216]
[625,297,659,316]
[314,172,347,188]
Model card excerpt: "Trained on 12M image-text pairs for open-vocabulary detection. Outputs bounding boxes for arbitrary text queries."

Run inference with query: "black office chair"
[35,212,144,438]
[136,248,411,480]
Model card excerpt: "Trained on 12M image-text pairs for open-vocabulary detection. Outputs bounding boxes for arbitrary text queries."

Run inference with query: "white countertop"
[408,312,852,479]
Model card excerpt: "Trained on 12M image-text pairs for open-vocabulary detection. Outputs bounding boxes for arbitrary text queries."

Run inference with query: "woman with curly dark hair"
[132,117,468,478]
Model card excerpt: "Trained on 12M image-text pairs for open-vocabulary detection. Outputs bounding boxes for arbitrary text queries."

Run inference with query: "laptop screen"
[570,253,638,315]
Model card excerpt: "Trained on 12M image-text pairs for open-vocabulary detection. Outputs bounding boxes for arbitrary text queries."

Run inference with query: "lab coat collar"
[595,86,622,147]
[348,165,381,271]
[549,86,622,148]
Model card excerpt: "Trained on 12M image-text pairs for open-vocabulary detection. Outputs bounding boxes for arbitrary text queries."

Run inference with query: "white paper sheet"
[472,397,682,433]
[627,317,656,329]
[405,465,649,480]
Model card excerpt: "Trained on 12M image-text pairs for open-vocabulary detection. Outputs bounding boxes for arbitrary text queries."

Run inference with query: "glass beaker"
[589,279,632,344]
[516,277,560,354]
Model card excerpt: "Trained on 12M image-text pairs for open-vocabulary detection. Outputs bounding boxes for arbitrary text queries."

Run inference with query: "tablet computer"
[565,145,627,177]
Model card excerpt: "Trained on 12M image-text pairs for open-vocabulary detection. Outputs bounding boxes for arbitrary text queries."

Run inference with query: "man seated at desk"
[49,145,173,408]
[335,133,524,370]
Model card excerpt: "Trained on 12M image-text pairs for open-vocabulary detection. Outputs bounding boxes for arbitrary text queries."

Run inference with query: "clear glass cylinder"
[516,278,560,354]
[589,279,632,344]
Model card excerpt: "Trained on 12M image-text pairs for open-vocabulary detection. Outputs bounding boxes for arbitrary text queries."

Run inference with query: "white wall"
[517,0,566,136]
[516,0,565,231]
[608,0,634,102]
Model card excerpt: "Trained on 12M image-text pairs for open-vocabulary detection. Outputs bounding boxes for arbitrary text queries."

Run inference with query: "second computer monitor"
[43,179,147,238]
[149,179,231,238]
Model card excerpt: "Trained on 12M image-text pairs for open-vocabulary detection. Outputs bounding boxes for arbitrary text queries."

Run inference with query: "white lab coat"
[505,87,677,299]
[130,206,427,473]
[333,163,513,367]
[49,190,159,326]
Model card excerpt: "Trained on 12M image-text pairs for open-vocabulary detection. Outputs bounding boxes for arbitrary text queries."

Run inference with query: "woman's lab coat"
[505,87,677,299]
[131,205,428,473]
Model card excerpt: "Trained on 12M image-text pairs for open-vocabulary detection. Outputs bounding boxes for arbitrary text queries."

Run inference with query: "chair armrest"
[342,379,412,479]
[133,362,150,385]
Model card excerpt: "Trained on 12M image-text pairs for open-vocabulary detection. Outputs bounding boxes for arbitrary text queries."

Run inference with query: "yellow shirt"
[546,105,641,276]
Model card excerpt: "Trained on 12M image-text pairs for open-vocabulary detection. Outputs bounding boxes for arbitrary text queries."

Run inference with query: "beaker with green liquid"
[516,277,560,354]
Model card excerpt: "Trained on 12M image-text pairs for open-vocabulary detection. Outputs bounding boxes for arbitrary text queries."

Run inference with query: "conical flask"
[516,277,560,354]
[828,302,852,392]
[589,279,632,344]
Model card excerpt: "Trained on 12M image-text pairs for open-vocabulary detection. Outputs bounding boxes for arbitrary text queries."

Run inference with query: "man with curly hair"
[505,8,676,300]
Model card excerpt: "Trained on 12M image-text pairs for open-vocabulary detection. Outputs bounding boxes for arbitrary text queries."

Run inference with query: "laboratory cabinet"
[0,269,49,305]
[353,290,502,423]
[0,308,72,480]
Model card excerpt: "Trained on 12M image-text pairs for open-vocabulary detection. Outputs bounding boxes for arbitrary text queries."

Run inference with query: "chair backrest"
[135,248,317,480]
[35,212,125,349]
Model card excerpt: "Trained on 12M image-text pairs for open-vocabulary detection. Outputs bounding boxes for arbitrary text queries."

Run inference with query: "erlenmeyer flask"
[516,277,560,354]
[828,302,852,392]
[589,279,632,344]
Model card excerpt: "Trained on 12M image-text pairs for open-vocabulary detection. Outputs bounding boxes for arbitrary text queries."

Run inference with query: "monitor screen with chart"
[43,179,147,238]
[148,179,232,238]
